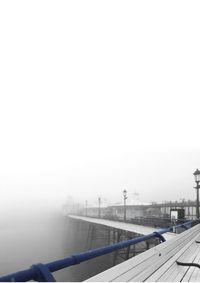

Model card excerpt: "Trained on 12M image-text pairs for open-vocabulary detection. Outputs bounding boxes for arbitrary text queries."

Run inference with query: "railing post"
[31,264,56,282]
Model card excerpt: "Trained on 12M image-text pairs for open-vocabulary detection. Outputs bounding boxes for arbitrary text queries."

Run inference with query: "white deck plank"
[180,242,200,282]
[160,233,200,282]
[116,226,200,281]
[190,253,200,282]
[86,246,160,282]
[182,266,196,282]
[173,243,200,282]
[146,231,200,282]
[86,227,195,281]
[85,224,200,282]
[157,241,200,282]
[118,227,200,282]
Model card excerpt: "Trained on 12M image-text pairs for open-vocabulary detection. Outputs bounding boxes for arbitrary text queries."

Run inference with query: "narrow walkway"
[69,215,176,241]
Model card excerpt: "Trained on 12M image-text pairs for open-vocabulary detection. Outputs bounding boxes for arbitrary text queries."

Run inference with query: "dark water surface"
[0,213,113,281]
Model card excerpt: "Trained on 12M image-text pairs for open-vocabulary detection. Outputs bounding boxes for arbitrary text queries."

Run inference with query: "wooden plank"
[86,245,159,282]
[146,239,199,281]
[156,241,200,282]
[190,253,200,282]
[182,242,200,282]
[119,227,200,282]
[172,243,200,282]
[119,226,200,281]
[190,256,200,282]
[86,224,200,282]
[151,235,200,282]
[189,241,200,282]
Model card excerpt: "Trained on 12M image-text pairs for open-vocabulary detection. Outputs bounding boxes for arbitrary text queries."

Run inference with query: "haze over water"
[0,207,68,280]
[0,209,113,281]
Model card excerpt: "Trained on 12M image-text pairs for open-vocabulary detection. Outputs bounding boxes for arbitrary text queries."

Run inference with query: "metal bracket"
[31,263,56,282]
[181,224,188,230]
[153,232,166,242]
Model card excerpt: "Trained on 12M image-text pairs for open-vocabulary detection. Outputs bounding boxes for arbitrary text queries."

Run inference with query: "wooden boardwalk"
[86,223,200,282]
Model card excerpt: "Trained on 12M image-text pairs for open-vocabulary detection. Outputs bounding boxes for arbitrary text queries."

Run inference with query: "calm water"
[0,212,113,281]
[0,213,68,280]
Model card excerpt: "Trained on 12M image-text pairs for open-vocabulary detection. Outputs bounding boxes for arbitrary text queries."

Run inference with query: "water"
[0,212,66,280]
[0,212,113,281]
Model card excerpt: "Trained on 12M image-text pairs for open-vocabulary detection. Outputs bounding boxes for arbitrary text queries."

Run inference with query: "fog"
[1,0,200,213]
[0,1,200,279]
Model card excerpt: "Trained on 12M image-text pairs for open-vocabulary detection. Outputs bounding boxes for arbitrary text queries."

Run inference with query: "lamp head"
[193,169,200,183]
[123,189,128,199]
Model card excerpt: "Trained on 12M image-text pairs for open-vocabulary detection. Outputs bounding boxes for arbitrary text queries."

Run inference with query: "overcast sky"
[0,1,200,213]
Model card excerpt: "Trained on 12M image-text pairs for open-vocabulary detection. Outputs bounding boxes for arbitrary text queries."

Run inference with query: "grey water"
[0,212,113,281]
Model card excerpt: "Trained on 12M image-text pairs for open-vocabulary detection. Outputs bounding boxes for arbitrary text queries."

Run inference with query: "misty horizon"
[1,1,200,218]
[1,147,199,213]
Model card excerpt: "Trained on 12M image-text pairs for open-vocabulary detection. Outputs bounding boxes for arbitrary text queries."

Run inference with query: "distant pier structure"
[71,200,198,225]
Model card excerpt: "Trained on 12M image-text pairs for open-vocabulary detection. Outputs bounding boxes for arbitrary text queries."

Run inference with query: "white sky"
[0,1,200,212]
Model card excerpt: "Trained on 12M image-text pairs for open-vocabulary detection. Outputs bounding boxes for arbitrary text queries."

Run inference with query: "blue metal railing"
[0,220,194,282]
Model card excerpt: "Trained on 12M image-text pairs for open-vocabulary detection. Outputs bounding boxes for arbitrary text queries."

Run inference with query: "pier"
[0,215,195,282]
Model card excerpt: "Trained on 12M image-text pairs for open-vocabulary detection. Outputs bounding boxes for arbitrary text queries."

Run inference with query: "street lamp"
[193,169,200,219]
[98,197,101,218]
[123,189,128,222]
[85,200,88,217]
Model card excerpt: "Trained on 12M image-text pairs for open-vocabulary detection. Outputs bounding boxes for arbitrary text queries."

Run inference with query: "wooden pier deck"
[86,223,200,282]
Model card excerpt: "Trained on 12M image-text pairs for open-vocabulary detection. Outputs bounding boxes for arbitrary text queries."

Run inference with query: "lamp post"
[123,189,128,222]
[98,197,101,218]
[85,200,88,217]
[193,169,200,220]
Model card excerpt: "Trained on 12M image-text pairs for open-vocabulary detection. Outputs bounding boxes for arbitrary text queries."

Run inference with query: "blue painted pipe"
[0,220,195,282]
[156,220,193,234]
[47,231,162,272]
[0,268,36,282]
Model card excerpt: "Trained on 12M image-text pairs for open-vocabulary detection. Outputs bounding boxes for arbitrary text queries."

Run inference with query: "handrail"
[0,220,195,282]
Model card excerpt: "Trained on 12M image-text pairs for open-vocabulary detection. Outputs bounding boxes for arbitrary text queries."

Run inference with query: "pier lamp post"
[98,197,101,218]
[85,200,88,217]
[193,169,200,220]
[123,189,128,222]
